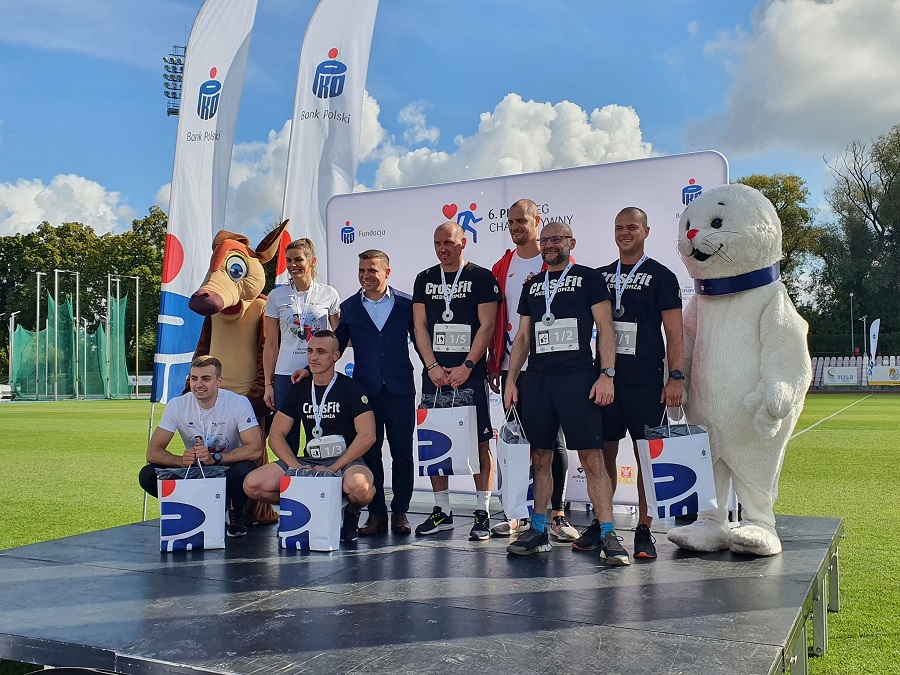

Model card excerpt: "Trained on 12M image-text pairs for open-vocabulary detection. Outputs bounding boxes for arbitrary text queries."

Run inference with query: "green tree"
[813,125,900,351]
[736,173,825,299]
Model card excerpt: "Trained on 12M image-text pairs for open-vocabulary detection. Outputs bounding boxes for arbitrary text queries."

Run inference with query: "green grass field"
[0,394,896,674]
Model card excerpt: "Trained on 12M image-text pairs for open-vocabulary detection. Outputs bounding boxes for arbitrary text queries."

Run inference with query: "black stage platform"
[0,505,841,675]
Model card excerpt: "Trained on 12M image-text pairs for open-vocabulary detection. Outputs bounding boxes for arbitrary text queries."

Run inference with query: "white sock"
[476,490,491,514]
[435,490,451,514]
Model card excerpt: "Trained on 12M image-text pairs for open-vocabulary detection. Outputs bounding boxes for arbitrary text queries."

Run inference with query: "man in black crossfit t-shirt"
[412,221,501,541]
[595,206,684,559]
[504,220,631,565]
[243,331,377,542]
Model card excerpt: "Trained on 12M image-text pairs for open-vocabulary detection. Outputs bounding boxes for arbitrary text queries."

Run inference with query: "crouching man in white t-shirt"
[138,356,264,537]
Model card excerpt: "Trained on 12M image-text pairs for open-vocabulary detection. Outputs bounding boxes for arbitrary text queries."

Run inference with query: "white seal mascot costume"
[667,183,812,557]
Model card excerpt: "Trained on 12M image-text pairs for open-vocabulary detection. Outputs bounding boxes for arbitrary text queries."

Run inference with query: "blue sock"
[600,521,615,537]
[531,513,547,533]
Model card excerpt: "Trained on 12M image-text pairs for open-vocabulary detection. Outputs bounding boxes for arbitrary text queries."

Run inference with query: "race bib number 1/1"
[535,318,579,354]
[433,323,471,353]
[613,321,637,355]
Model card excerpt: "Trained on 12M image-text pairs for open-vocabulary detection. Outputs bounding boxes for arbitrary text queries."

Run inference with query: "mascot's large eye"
[684,220,691,231]
[711,218,723,229]
[225,255,249,281]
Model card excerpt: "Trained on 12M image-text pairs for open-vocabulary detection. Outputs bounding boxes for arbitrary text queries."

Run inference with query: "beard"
[542,249,569,267]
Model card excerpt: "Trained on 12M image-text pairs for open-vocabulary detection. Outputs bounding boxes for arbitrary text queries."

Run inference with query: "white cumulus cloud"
[689,0,900,154]
[0,174,135,236]
[372,93,653,190]
[398,101,440,146]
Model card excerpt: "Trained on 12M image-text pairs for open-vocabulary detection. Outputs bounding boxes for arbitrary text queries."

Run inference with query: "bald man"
[411,221,501,541]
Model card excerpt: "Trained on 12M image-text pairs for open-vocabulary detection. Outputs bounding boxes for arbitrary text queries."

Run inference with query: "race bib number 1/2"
[613,321,637,355]
[433,323,471,353]
[535,317,579,354]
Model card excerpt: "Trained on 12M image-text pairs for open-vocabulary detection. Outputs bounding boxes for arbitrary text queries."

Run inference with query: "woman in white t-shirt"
[263,239,340,442]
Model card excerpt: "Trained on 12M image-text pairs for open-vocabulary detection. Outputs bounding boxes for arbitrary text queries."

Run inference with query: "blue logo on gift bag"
[279,496,313,550]
[651,463,700,519]
[160,501,207,552]
[417,428,455,476]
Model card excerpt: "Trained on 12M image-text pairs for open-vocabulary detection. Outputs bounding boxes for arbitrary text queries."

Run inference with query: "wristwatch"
[601,367,616,377]
[464,360,475,369]
[669,370,685,381]
[213,452,223,465]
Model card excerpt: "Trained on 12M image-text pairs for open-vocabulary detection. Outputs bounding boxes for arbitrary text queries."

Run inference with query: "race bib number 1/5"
[535,318,579,354]
[613,321,637,355]
[433,323,471,353]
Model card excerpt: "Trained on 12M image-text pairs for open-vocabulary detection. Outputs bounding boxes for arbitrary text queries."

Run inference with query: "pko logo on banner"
[313,48,347,99]
[197,67,222,121]
[341,221,355,244]
[682,179,702,206]
[442,202,482,243]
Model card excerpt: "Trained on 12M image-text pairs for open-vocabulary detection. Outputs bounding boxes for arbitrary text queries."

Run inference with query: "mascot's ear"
[212,230,251,250]
[255,220,289,263]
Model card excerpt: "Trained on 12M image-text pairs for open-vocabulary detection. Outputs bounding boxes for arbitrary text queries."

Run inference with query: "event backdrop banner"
[328,152,729,500]
[822,366,859,386]
[278,0,380,283]
[152,0,258,403]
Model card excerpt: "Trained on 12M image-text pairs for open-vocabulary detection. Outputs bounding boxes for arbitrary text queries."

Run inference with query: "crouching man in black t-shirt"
[243,331,376,542]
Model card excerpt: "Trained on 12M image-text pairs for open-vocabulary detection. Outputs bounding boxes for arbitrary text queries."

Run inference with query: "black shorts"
[600,382,665,443]
[421,376,493,443]
[275,458,366,472]
[518,370,604,451]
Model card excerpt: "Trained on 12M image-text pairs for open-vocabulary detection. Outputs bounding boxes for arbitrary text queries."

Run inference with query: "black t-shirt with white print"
[596,257,682,384]
[412,261,502,378]
[280,373,372,459]
[516,264,611,375]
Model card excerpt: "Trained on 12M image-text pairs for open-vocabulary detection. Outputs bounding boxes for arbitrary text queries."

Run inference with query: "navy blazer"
[336,288,418,397]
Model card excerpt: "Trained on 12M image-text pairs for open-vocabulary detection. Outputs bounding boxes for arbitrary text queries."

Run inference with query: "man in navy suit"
[336,249,418,535]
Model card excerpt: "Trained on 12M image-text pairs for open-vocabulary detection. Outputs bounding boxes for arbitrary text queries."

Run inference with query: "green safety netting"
[10,293,130,399]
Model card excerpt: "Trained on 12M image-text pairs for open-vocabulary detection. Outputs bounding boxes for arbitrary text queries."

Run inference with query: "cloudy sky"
[0,0,898,242]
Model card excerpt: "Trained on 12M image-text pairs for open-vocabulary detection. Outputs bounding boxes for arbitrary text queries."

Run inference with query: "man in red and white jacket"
[488,198,578,542]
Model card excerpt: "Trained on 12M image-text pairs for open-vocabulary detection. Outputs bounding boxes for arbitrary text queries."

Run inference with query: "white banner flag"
[152,0,258,403]
[278,0,379,282]
[869,318,881,376]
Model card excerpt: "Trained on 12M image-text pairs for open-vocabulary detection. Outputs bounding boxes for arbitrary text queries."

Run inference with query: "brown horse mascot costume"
[187,221,289,526]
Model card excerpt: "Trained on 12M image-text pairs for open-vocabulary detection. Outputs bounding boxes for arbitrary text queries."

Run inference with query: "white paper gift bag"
[278,472,344,551]
[416,391,479,476]
[636,416,717,520]
[158,473,226,552]
[496,408,533,521]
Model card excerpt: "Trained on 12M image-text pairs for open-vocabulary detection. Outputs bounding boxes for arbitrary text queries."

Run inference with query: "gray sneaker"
[506,528,552,556]
[490,517,530,537]
[550,514,579,541]
[600,530,631,566]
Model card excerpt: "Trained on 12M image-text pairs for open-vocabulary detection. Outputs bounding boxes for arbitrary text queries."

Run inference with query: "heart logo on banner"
[442,204,458,220]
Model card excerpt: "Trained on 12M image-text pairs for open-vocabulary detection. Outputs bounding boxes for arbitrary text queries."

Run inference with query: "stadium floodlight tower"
[849,292,855,356]
[163,47,186,116]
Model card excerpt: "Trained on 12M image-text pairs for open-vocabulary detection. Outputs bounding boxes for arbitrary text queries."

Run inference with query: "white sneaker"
[490,518,530,536]
[550,514,579,541]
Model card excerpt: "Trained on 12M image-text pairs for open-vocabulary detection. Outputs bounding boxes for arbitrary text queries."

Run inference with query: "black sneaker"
[340,507,360,542]
[572,519,603,551]
[226,506,247,537]
[415,506,454,536]
[600,530,631,566]
[469,510,490,541]
[506,528,552,555]
[633,524,657,559]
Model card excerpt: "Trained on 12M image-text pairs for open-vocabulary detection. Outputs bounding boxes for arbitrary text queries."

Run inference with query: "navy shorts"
[518,369,604,451]
[421,376,493,443]
[600,382,665,443]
